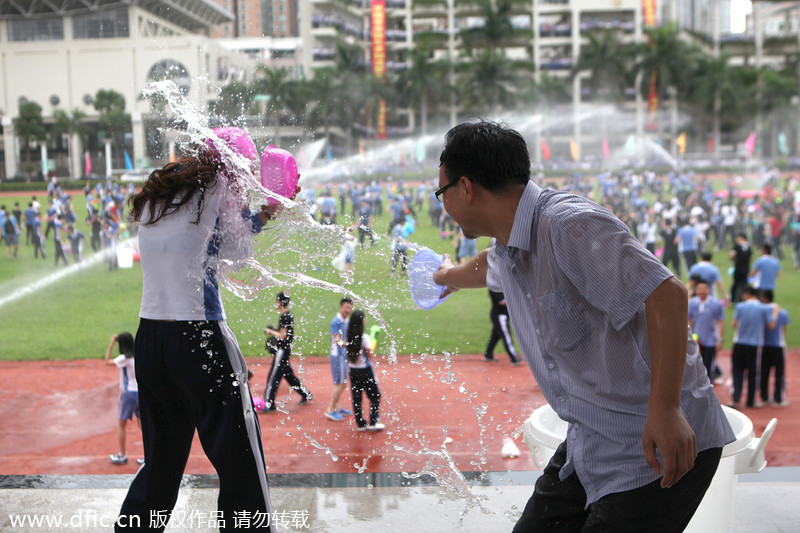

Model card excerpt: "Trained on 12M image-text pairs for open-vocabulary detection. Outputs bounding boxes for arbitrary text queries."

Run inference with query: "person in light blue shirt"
[688,252,726,301]
[676,219,699,271]
[749,244,781,292]
[433,121,733,532]
[730,286,776,408]
[325,298,353,421]
[688,281,725,381]
[758,290,790,406]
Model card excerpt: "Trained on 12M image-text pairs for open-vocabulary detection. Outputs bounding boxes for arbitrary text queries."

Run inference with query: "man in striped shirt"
[433,121,734,532]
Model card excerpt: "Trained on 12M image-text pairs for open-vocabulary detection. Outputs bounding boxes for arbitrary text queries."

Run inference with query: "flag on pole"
[84,150,92,175]
[602,138,610,159]
[359,141,365,166]
[675,132,686,155]
[541,140,551,161]
[569,138,579,162]
[624,135,637,157]
[124,150,134,170]
[744,132,756,156]
[708,135,714,154]
[326,143,332,163]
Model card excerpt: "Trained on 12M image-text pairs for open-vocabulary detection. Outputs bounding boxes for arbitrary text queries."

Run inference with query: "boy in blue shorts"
[325,298,354,421]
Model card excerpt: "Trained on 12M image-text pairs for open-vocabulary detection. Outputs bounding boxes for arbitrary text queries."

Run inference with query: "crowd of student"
[0,177,137,269]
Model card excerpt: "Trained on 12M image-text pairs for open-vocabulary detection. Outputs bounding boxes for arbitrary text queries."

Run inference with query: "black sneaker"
[298,393,313,405]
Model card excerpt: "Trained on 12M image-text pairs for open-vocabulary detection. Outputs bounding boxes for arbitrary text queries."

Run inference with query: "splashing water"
[397,428,493,523]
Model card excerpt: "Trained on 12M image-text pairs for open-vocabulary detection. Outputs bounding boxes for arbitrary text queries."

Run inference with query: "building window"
[73,7,130,39]
[8,18,64,41]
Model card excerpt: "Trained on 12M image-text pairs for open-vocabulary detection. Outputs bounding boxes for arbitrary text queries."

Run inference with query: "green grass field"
[1,187,797,361]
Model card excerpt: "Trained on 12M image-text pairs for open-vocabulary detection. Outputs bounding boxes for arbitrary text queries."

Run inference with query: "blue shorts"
[118,390,140,421]
[331,353,348,384]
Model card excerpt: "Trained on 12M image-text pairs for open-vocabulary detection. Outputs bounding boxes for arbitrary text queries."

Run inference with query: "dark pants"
[683,250,698,272]
[25,224,33,245]
[699,344,717,382]
[731,269,749,303]
[54,240,68,266]
[117,319,272,532]
[391,247,408,272]
[761,346,785,403]
[485,310,521,362]
[349,366,381,428]
[513,442,721,533]
[358,225,374,246]
[33,234,46,259]
[732,343,758,407]
[263,348,309,407]
[662,251,681,278]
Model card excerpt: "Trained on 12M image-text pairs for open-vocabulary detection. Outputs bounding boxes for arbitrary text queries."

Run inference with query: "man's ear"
[460,177,475,203]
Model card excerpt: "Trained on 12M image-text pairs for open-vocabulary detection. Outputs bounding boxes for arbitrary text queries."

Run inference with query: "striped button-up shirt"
[487,182,734,505]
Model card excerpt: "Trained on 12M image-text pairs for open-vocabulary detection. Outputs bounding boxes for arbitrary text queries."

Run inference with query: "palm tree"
[332,39,369,155]
[684,52,738,157]
[396,46,451,135]
[459,0,516,53]
[94,89,132,170]
[253,66,290,143]
[632,23,696,138]
[305,68,339,147]
[572,29,633,103]
[13,101,47,181]
[457,48,519,114]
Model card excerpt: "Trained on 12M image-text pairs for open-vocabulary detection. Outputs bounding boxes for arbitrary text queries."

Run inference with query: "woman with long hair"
[346,310,384,432]
[116,128,294,532]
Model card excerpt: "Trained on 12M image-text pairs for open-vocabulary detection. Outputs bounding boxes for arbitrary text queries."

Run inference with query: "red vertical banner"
[378,99,387,140]
[371,0,387,138]
[642,0,658,130]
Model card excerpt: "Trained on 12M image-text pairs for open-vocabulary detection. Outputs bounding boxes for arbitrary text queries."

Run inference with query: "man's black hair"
[439,121,530,192]
[340,297,353,306]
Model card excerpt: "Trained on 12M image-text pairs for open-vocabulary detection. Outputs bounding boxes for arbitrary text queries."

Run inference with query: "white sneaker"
[356,425,369,432]
[137,458,145,465]
[367,422,385,432]
[109,453,128,465]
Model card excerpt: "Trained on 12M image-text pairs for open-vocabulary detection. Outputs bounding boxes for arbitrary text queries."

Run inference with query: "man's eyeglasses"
[434,180,458,202]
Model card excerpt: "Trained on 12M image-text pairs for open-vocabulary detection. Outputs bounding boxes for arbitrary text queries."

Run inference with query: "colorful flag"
[569,138,579,162]
[602,138,610,159]
[708,135,714,154]
[624,135,637,156]
[84,150,92,175]
[124,150,134,170]
[541,140,551,161]
[675,132,686,155]
[744,132,756,156]
[326,143,332,163]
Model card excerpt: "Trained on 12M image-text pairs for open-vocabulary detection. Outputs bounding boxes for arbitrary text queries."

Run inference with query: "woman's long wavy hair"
[129,150,220,225]
[345,310,365,363]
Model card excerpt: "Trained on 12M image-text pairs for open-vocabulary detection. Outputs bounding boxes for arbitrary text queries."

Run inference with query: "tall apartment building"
[298,0,645,157]
[209,0,300,38]
[669,0,733,35]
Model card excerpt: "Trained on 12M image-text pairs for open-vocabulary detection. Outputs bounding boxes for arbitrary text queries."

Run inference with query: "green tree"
[459,0,517,53]
[573,29,634,103]
[211,81,252,124]
[252,66,290,143]
[458,48,519,113]
[51,108,90,178]
[396,46,451,135]
[305,68,339,147]
[332,39,369,155]
[12,101,47,181]
[93,89,131,171]
[684,52,739,156]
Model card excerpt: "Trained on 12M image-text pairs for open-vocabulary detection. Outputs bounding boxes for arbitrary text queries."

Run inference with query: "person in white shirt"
[116,128,294,532]
[104,332,141,466]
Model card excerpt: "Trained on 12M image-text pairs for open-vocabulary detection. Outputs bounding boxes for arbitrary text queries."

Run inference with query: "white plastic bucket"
[522,404,777,533]
[116,246,134,269]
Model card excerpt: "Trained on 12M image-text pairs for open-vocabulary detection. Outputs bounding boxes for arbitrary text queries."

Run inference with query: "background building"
[0,0,256,180]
